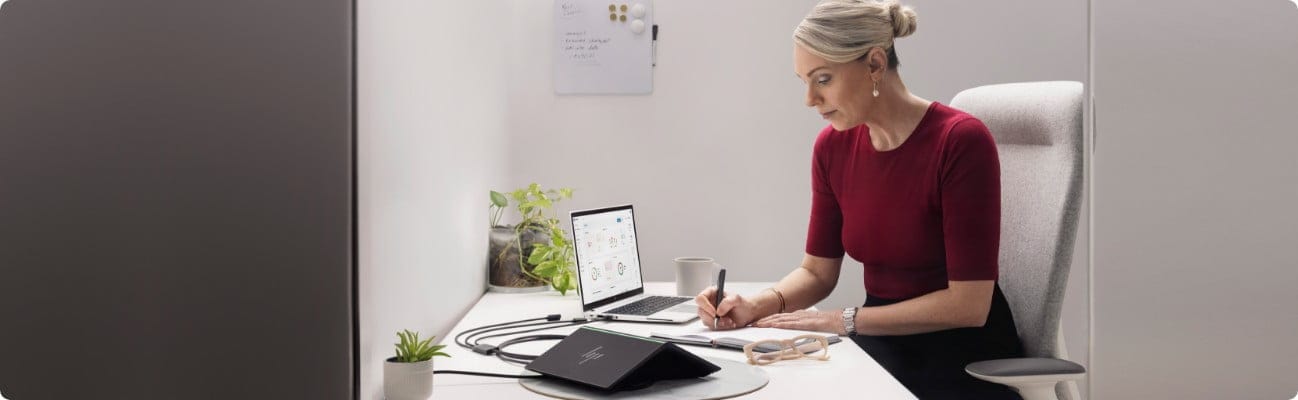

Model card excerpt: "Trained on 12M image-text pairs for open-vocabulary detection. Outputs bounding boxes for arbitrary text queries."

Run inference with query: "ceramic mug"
[674,257,722,297]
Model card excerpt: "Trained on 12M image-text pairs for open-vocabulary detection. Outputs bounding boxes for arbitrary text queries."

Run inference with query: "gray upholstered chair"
[950,81,1086,400]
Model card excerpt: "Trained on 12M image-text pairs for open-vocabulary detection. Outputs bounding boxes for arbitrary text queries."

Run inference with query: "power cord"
[431,370,543,379]
[476,320,593,365]
[453,315,554,349]
[489,333,569,364]
[463,319,580,349]
[437,313,596,379]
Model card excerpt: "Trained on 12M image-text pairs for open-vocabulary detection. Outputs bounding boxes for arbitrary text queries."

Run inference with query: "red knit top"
[805,102,1001,300]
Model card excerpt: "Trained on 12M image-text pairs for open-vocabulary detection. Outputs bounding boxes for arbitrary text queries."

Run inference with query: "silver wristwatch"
[841,306,858,336]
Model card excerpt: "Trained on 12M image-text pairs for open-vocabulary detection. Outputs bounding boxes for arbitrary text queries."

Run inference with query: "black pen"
[713,268,726,329]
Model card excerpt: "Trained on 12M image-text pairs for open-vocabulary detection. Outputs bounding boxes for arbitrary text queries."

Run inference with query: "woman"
[695,1,1024,399]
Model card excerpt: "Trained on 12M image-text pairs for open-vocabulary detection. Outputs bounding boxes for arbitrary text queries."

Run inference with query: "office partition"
[0,0,356,398]
[1091,0,1298,398]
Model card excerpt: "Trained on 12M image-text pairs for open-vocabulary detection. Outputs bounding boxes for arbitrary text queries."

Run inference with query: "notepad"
[649,325,841,353]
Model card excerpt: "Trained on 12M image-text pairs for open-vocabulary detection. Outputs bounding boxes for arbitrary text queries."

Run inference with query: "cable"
[467,319,591,347]
[472,321,591,364]
[432,370,546,379]
[453,315,556,349]
[463,319,579,348]
[491,333,568,364]
[437,314,595,379]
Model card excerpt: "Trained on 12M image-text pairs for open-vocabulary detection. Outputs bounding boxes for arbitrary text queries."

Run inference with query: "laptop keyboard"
[606,296,692,316]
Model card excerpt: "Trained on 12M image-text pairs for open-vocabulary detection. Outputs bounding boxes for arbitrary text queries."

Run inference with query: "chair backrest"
[950,81,1084,361]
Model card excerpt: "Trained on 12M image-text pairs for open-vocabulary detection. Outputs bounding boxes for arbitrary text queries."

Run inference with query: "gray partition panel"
[1092,0,1298,398]
[0,0,355,399]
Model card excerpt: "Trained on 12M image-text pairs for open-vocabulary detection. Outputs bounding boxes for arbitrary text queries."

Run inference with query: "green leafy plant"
[489,183,578,295]
[392,329,449,363]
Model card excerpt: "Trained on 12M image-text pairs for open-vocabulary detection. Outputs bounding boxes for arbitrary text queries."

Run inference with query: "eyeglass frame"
[742,334,831,365]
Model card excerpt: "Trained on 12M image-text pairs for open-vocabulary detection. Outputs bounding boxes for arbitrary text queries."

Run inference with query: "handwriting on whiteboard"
[561,31,612,65]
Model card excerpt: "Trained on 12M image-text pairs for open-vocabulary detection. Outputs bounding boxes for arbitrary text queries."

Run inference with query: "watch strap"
[841,306,858,336]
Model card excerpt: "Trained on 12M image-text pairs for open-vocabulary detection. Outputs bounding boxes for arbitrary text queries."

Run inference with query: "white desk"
[431,282,916,399]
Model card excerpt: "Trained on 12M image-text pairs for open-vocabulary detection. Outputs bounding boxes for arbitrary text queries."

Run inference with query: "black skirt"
[850,284,1025,400]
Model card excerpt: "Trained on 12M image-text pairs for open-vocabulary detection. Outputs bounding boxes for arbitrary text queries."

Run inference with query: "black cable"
[461,318,590,358]
[468,319,591,347]
[453,315,555,349]
[492,334,568,363]
[463,319,579,348]
[474,321,591,364]
[454,314,563,347]
[439,315,595,378]
[432,370,546,379]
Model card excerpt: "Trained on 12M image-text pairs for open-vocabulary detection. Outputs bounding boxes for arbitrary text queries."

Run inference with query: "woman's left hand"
[751,309,845,335]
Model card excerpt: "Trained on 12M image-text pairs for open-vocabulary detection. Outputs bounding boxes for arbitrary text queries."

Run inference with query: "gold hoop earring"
[872,80,880,97]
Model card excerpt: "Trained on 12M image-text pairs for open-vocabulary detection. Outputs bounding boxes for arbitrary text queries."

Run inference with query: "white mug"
[674,257,722,297]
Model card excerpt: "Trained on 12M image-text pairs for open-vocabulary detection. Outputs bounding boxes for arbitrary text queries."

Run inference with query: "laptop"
[571,205,698,323]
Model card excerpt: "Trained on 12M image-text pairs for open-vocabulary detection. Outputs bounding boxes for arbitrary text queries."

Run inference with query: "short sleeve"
[940,118,1001,281]
[806,126,845,258]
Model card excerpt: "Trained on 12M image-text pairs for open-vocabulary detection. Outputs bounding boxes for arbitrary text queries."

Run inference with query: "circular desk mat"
[520,357,768,400]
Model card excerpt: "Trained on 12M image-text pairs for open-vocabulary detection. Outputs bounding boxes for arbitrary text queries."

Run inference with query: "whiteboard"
[553,0,654,94]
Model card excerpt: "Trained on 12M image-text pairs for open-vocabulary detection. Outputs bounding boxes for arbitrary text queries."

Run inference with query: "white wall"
[353,1,1093,398]
[1091,0,1298,398]
[357,0,508,398]
[502,0,1090,394]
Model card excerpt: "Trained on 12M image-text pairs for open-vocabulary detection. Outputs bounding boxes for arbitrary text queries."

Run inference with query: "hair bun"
[889,2,917,39]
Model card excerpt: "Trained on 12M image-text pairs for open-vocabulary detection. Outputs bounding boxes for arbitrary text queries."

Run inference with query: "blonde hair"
[793,0,918,66]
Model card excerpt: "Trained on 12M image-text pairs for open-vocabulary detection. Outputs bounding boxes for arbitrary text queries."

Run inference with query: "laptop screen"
[572,205,645,306]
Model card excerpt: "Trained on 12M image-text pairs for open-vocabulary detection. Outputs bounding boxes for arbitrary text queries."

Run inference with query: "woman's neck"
[864,77,931,152]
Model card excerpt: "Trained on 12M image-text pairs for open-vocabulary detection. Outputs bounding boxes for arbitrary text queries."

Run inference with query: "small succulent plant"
[392,329,449,363]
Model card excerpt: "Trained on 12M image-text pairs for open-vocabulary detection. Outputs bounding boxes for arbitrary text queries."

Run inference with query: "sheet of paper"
[654,324,838,342]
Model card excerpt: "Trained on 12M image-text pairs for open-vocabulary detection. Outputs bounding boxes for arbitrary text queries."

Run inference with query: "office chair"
[950,81,1086,400]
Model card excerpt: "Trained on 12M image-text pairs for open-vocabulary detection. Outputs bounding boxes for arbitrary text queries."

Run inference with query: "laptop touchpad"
[667,303,697,313]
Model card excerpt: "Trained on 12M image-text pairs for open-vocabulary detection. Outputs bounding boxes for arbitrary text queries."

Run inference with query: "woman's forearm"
[752,257,841,320]
[776,266,836,311]
[853,280,995,336]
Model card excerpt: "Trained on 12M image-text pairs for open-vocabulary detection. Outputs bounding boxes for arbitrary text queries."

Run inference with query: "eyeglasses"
[742,334,831,365]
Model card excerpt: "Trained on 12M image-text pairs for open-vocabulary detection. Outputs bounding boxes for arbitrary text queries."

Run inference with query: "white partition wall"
[356,0,509,398]
[1091,0,1298,398]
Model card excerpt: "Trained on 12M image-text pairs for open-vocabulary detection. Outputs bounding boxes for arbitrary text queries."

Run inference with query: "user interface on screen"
[572,208,643,305]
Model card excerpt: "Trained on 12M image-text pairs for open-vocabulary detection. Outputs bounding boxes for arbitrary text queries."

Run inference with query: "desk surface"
[432,282,916,399]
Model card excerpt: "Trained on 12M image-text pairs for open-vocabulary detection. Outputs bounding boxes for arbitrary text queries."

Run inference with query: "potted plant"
[487,183,579,295]
[384,330,449,400]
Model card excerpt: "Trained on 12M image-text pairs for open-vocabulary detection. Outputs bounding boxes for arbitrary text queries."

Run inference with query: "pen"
[713,268,726,329]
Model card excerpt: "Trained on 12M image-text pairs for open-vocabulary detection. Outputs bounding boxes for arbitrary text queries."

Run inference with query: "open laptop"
[571,205,698,323]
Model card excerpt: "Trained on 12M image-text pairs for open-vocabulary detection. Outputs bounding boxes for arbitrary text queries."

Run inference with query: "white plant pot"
[384,358,434,400]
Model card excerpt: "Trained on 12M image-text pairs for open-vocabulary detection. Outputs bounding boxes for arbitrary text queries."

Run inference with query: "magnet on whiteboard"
[631,3,646,18]
[630,19,646,34]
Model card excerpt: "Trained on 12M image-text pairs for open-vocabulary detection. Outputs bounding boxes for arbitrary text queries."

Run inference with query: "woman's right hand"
[695,286,761,331]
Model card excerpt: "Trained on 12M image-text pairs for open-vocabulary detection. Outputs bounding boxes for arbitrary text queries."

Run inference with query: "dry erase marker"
[651,24,658,67]
[713,268,726,329]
